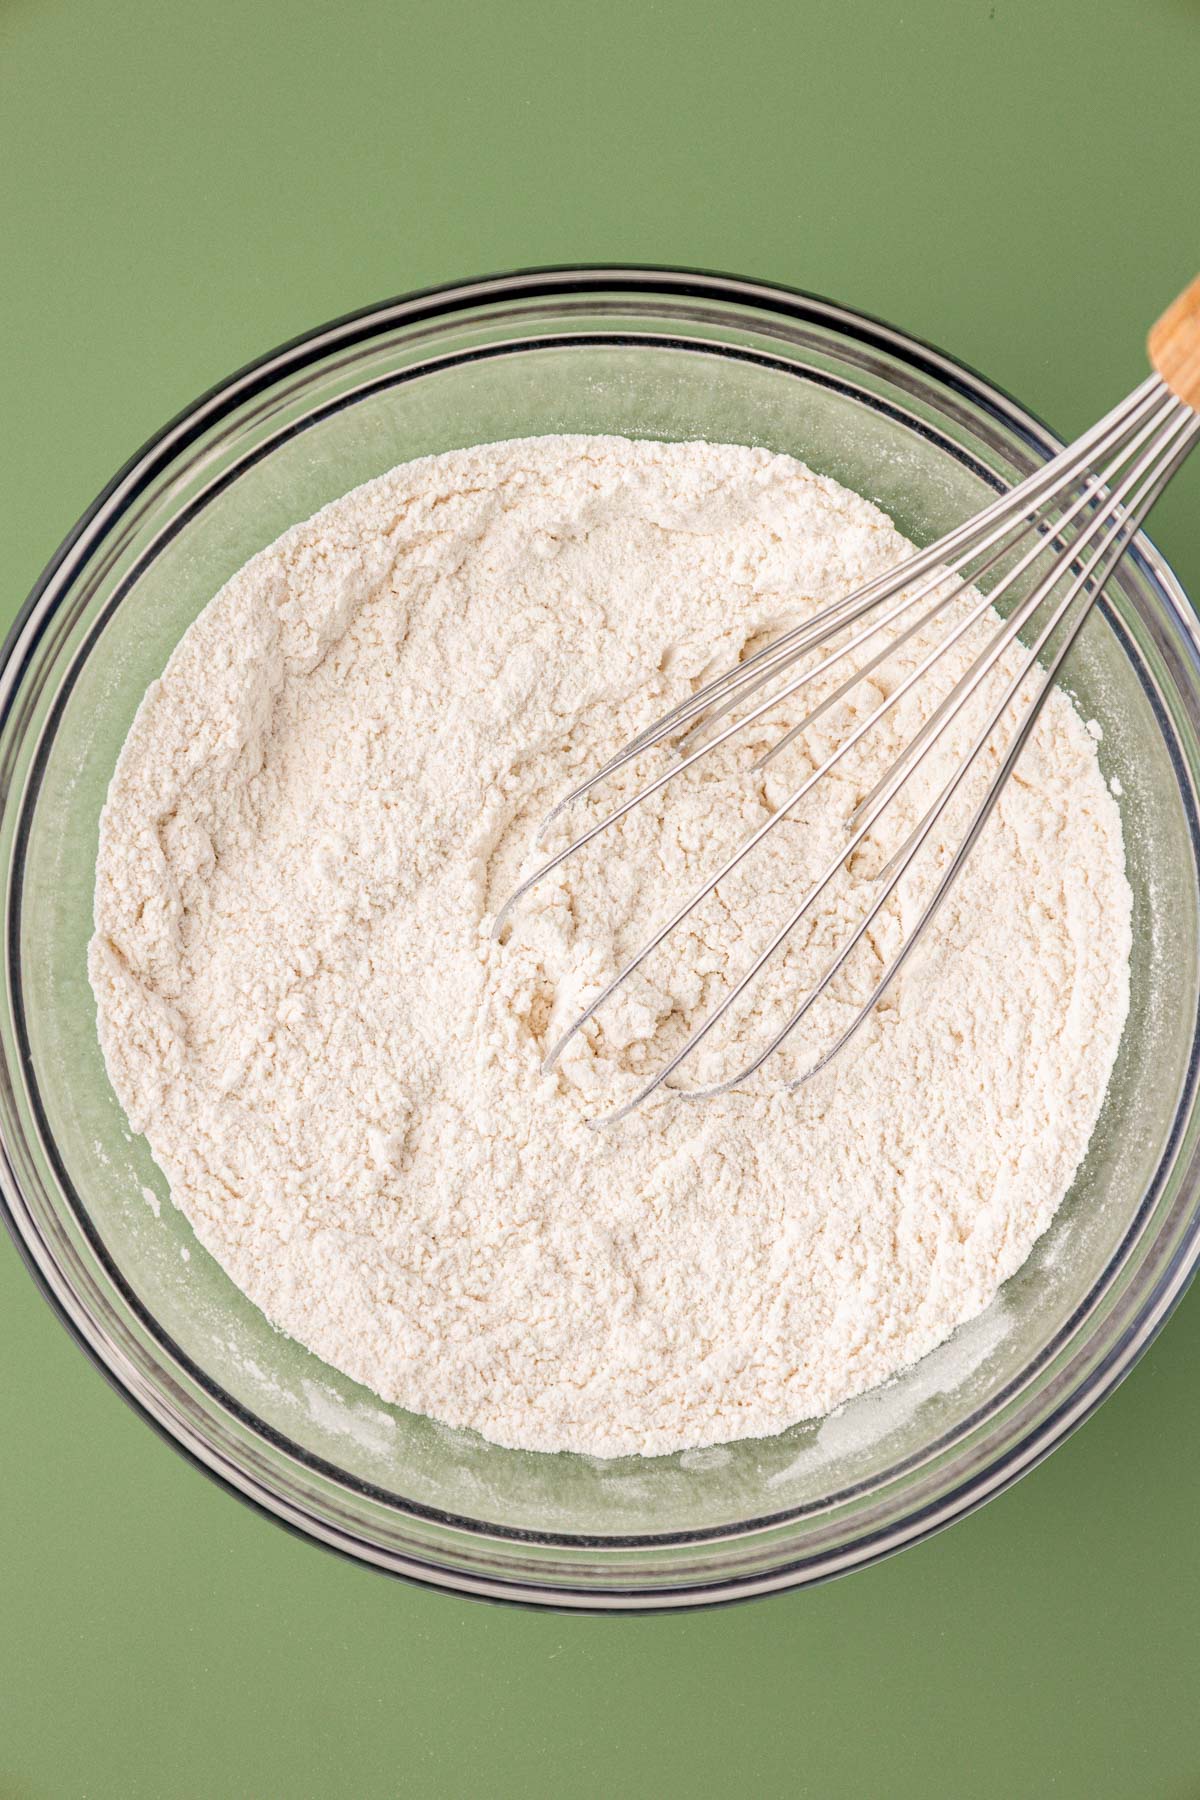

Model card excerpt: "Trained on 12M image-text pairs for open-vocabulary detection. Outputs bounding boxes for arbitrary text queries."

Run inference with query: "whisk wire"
[494,304,1200,1120]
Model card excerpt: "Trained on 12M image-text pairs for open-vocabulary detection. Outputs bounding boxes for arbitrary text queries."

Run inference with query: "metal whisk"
[497,277,1200,1123]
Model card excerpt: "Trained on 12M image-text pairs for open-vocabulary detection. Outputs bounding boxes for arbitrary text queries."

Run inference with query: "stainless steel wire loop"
[497,375,1200,1123]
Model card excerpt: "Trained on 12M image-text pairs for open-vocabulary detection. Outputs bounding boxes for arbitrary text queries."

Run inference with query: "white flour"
[89,436,1132,1456]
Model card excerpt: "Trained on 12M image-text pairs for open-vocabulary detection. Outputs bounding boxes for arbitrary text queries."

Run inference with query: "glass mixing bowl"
[3,268,1200,1610]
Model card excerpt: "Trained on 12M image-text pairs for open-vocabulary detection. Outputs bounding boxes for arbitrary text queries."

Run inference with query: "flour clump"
[89,436,1132,1456]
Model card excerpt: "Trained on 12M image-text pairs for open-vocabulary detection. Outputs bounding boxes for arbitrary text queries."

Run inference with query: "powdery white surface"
[88,436,1132,1456]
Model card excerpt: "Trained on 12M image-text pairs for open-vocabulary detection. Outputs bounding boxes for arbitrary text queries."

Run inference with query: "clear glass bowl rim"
[3,263,1200,1610]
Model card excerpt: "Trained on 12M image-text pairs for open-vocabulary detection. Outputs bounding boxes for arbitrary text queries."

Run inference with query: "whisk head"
[495,374,1199,1123]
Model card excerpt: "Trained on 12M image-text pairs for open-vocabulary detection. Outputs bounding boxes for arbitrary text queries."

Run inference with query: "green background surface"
[3,1,1200,1794]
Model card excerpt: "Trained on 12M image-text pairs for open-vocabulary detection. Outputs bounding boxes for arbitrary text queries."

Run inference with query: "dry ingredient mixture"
[89,436,1132,1457]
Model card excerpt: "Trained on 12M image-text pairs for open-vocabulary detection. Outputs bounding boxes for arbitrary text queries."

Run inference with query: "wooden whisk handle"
[1149,274,1200,412]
